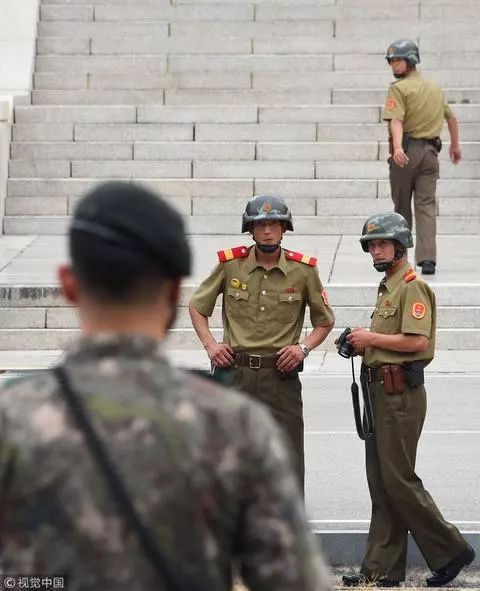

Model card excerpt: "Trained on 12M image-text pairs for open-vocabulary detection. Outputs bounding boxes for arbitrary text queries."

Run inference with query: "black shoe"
[419,260,436,275]
[426,544,476,587]
[343,573,400,587]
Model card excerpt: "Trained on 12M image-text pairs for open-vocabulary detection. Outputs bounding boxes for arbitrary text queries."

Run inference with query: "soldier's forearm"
[189,305,217,349]
[390,119,404,150]
[302,323,334,351]
[447,116,460,148]
[370,332,429,353]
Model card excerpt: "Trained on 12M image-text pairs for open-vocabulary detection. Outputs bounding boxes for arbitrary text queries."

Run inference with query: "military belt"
[362,363,425,387]
[234,352,277,369]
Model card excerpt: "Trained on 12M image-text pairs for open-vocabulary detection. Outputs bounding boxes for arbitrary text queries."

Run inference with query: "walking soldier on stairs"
[189,194,335,491]
[384,39,462,276]
[341,212,475,588]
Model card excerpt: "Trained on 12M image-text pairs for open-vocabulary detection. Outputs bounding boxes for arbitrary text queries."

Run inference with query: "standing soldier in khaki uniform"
[189,194,335,490]
[384,39,462,275]
[342,212,474,588]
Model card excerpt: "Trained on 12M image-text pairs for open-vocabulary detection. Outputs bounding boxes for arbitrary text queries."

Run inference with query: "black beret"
[71,181,191,277]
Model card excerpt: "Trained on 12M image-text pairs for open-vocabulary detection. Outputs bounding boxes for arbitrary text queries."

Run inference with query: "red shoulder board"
[403,268,417,283]
[285,250,317,266]
[217,245,249,263]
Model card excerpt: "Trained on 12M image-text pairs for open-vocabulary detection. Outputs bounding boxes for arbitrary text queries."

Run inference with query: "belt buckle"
[249,354,262,369]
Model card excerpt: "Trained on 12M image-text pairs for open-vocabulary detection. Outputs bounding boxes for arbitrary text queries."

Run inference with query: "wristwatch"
[298,343,310,358]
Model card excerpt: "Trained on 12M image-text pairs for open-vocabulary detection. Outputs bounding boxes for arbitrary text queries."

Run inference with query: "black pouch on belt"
[403,361,426,387]
[381,364,405,394]
[432,137,442,153]
[402,133,410,153]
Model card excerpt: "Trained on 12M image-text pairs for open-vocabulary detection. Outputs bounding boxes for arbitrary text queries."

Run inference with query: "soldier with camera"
[341,212,474,588]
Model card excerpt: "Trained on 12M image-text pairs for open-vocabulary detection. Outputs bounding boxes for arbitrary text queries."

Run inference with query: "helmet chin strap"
[256,242,281,254]
[373,244,406,272]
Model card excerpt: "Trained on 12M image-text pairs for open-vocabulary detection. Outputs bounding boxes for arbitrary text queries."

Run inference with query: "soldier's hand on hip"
[206,342,235,368]
[393,148,409,167]
[449,145,461,164]
[276,345,305,373]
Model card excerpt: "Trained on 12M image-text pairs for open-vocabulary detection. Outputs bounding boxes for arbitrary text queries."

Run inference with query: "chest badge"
[230,278,240,289]
[412,302,426,319]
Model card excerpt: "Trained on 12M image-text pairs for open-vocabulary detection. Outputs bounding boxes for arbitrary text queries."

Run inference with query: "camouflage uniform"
[0,334,330,591]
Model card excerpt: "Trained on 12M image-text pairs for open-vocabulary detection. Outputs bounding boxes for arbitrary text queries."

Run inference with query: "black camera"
[336,327,355,359]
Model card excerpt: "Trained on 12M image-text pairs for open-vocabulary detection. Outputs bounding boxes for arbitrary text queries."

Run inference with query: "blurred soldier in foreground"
[0,182,330,591]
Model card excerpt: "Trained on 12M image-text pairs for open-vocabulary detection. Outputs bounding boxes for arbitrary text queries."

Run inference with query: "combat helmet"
[242,194,293,233]
[360,212,413,252]
[385,39,420,65]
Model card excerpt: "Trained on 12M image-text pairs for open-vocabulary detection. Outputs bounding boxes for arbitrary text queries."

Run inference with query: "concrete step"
[40,4,255,23]
[4,215,480,236]
[37,36,252,56]
[9,177,480,200]
[9,157,480,180]
[3,283,480,310]
[0,326,479,351]
[5,196,480,218]
[33,72,254,90]
[12,123,195,142]
[18,104,480,125]
[30,90,334,106]
[2,305,479,330]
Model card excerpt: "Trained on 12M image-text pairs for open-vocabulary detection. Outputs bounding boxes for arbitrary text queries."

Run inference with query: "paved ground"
[1,233,480,285]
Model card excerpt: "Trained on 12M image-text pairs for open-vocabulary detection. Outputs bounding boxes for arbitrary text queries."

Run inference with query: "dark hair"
[70,231,168,303]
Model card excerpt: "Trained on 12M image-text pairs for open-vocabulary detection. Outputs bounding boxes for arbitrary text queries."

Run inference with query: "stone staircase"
[2,0,480,359]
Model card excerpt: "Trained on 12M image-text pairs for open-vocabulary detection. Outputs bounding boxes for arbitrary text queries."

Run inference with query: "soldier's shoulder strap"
[284,249,317,266]
[403,268,417,283]
[217,245,250,263]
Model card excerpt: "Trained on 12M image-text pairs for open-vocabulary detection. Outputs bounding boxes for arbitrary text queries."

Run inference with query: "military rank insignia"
[412,302,426,319]
[403,268,416,283]
[285,250,317,266]
[217,246,249,262]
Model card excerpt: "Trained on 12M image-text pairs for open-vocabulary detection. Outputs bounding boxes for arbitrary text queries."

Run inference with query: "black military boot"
[426,544,476,587]
[419,260,436,275]
[343,573,400,587]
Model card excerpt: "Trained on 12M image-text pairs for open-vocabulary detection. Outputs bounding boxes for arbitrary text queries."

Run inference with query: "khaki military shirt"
[190,245,334,353]
[0,334,329,591]
[383,71,454,139]
[363,262,436,367]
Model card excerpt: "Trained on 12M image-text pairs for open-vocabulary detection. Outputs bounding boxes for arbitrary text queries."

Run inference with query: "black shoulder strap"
[350,359,374,441]
[52,366,191,591]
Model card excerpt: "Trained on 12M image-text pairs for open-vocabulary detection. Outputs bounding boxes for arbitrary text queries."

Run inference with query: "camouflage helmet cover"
[360,212,414,252]
[242,194,294,233]
[385,39,420,65]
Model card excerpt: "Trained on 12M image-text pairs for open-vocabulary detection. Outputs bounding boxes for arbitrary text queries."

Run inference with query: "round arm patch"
[412,302,426,319]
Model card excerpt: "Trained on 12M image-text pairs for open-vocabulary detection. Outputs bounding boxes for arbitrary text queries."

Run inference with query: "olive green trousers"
[361,380,468,581]
[389,139,439,265]
[216,365,304,491]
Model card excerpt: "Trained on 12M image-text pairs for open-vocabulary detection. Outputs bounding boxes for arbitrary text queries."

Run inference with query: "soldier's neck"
[385,257,409,279]
[254,245,281,269]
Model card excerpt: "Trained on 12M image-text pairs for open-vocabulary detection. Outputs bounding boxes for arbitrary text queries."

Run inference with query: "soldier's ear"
[58,264,79,304]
